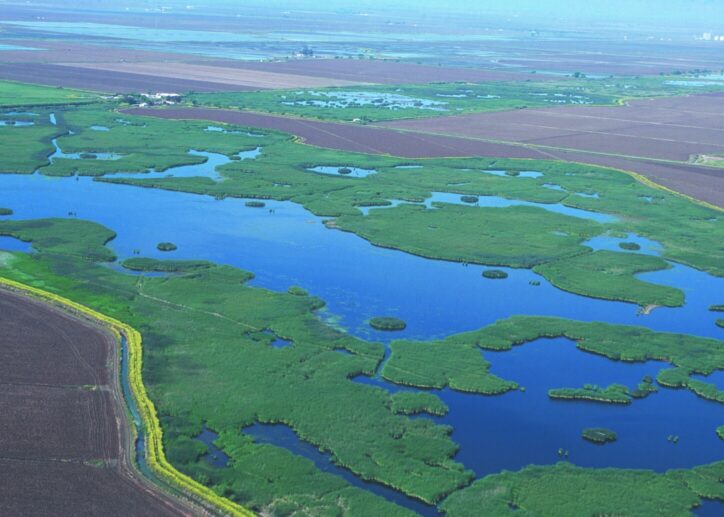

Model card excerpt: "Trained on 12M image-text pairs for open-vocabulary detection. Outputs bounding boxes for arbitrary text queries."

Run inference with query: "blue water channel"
[0,160,722,514]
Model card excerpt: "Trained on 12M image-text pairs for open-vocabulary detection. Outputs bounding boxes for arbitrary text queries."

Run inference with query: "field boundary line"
[0,276,255,517]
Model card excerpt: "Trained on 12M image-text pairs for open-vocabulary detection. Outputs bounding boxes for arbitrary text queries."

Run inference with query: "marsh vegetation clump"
[483,269,508,279]
[245,201,266,208]
[287,286,308,296]
[389,391,448,416]
[548,384,632,404]
[79,153,97,160]
[710,305,724,312]
[0,208,12,216]
[338,167,353,175]
[157,242,178,252]
[619,242,641,251]
[460,195,479,204]
[631,375,658,399]
[582,427,617,444]
[369,316,407,331]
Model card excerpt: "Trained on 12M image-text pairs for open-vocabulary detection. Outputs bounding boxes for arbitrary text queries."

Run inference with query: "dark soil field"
[0,40,190,64]
[0,62,258,94]
[383,93,724,162]
[127,107,547,158]
[0,288,188,516]
[129,106,724,207]
[67,61,362,89]
[197,59,541,84]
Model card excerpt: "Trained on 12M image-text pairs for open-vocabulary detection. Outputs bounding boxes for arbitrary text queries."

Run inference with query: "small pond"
[307,166,377,178]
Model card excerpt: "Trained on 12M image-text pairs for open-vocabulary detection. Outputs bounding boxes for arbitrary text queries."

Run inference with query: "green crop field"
[0,81,97,107]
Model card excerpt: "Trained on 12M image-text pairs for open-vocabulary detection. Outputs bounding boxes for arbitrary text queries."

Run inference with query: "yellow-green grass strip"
[0,276,253,517]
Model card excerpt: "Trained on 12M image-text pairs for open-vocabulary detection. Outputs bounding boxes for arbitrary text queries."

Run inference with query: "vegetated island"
[718,426,724,440]
[369,316,407,331]
[619,242,641,251]
[245,201,266,208]
[582,427,618,444]
[0,208,12,216]
[482,269,508,279]
[460,195,479,204]
[710,304,724,312]
[157,242,178,252]
[122,258,212,273]
[549,378,657,404]
[717,319,724,329]
[549,384,632,404]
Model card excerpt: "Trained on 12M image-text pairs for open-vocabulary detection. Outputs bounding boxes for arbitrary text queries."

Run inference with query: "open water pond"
[0,120,34,127]
[195,426,231,468]
[50,136,124,162]
[281,90,448,112]
[583,232,663,256]
[0,235,32,253]
[205,125,265,137]
[307,166,377,178]
[104,149,259,181]
[478,169,543,178]
[359,192,617,223]
[0,173,721,343]
[356,337,723,476]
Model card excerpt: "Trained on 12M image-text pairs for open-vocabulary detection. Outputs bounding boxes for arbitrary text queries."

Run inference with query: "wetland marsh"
[0,99,721,516]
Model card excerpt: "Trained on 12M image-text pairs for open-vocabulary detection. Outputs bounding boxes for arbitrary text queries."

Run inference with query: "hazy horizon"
[4,0,724,31]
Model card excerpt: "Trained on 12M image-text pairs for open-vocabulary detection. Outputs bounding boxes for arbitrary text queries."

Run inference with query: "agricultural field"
[131,103,724,208]
[0,80,97,107]
[0,288,190,516]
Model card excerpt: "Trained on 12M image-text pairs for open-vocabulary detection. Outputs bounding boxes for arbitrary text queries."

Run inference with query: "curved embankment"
[125,107,724,211]
[0,277,253,517]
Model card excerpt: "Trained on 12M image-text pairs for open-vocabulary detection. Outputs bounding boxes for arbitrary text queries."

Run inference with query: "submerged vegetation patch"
[482,269,508,279]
